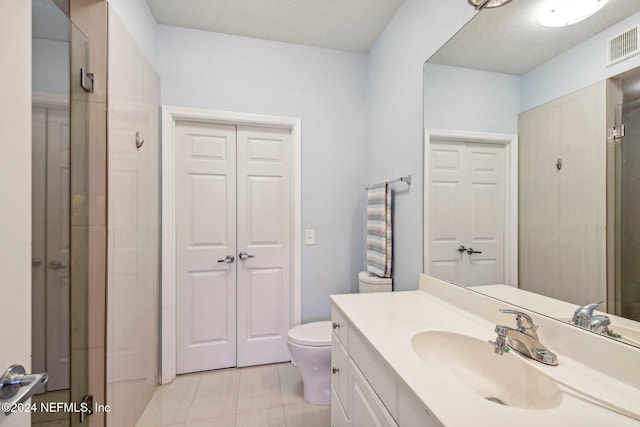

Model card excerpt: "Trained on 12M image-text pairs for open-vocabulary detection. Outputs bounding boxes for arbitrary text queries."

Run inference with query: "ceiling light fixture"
[468,0,514,10]
[539,0,608,27]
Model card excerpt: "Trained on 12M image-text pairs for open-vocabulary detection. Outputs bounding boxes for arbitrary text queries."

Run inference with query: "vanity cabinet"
[331,305,439,427]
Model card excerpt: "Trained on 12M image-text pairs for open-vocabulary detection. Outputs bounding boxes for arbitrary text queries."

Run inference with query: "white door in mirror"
[428,139,506,286]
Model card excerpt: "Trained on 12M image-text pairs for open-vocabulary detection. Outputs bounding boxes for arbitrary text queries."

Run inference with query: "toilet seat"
[287,321,331,347]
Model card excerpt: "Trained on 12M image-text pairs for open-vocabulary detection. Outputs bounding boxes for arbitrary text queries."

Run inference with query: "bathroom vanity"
[330,274,640,427]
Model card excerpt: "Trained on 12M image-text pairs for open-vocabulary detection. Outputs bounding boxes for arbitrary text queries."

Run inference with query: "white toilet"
[287,320,332,405]
[358,271,392,292]
[286,272,393,405]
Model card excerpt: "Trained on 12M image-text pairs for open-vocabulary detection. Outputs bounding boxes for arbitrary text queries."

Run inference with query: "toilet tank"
[358,271,392,293]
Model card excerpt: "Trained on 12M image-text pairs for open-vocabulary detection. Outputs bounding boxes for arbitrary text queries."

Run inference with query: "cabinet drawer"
[349,359,398,427]
[331,305,349,345]
[331,333,350,416]
[349,327,397,418]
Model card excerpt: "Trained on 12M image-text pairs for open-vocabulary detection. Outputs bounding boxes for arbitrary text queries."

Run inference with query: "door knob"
[217,255,235,264]
[239,251,255,260]
[0,365,48,414]
[466,248,482,255]
[47,260,67,270]
[457,246,467,253]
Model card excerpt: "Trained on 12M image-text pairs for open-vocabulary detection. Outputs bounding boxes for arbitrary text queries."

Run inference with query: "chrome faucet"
[491,309,558,366]
[571,301,611,333]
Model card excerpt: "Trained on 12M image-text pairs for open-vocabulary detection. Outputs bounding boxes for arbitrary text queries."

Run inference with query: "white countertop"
[330,278,640,427]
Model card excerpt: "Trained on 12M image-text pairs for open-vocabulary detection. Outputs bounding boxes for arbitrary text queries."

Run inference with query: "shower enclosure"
[614,91,640,322]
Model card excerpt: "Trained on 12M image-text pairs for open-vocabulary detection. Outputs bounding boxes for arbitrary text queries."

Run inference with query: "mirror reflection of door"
[427,137,506,286]
[32,0,72,424]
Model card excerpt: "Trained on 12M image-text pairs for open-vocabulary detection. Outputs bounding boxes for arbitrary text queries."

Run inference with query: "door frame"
[423,128,518,287]
[161,106,302,384]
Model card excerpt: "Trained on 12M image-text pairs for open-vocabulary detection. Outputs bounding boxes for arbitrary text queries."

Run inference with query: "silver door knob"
[239,251,255,260]
[0,365,48,414]
[217,255,235,264]
[48,260,67,270]
[457,246,467,253]
[466,248,482,255]
[32,257,43,267]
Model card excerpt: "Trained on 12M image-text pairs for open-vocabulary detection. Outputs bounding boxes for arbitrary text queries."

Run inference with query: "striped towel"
[366,180,392,278]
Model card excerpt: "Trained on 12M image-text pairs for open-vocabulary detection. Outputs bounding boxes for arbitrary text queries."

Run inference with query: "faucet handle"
[574,300,604,317]
[499,309,537,331]
[571,301,604,327]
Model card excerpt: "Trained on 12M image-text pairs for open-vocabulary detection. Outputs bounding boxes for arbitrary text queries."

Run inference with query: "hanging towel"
[366,180,392,278]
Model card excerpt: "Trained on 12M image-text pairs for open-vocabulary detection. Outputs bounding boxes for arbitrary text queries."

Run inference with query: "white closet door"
[466,142,505,286]
[236,126,292,367]
[428,141,469,284]
[176,121,237,373]
[429,140,506,286]
[32,106,47,388]
[45,108,71,390]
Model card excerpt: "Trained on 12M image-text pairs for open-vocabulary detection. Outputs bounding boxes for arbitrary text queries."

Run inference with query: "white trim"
[424,128,518,287]
[161,106,302,384]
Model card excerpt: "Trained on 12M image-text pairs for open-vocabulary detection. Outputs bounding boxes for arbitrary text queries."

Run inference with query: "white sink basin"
[411,331,563,410]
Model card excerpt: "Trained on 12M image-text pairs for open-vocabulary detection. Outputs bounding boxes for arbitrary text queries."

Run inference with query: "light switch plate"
[305,229,316,245]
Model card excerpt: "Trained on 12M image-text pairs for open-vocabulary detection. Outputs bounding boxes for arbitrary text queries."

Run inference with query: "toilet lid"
[288,321,332,346]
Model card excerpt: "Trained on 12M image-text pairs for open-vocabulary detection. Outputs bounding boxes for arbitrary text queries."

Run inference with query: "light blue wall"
[367,0,476,291]
[157,25,369,321]
[107,0,157,66]
[424,64,520,134]
[521,9,640,112]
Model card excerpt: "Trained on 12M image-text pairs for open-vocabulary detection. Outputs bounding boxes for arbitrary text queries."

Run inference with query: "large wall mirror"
[423,0,640,349]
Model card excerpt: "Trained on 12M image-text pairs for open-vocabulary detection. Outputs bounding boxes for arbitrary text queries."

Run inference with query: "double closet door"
[428,139,506,286]
[175,121,293,374]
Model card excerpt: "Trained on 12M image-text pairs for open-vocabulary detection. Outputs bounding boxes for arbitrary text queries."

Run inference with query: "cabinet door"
[349,359,398,427]
[331,385,350,427]
[331,333,350,415]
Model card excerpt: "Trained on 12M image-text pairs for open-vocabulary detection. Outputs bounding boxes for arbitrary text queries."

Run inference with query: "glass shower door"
[31,1,90,425]
[616,99,640,322]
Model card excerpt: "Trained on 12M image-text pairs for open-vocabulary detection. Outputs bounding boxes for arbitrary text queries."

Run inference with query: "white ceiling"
[429,0,640,75]
[145,0,403,53]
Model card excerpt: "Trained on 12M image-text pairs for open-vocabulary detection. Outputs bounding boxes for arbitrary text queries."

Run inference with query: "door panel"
[176,121,237,373]
[429,139,506,286]
[429,141,467,284]
[237,126,292,367]
[45,108,71,391]
[32,106,47,388]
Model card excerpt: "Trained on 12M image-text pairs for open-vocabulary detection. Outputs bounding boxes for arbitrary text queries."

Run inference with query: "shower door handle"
[0,365,48,414]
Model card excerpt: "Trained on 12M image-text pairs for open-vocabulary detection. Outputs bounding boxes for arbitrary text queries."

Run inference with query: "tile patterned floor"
[135,363,330,427]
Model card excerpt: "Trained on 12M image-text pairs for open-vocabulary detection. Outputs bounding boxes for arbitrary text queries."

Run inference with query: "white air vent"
[607,26,639,67]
